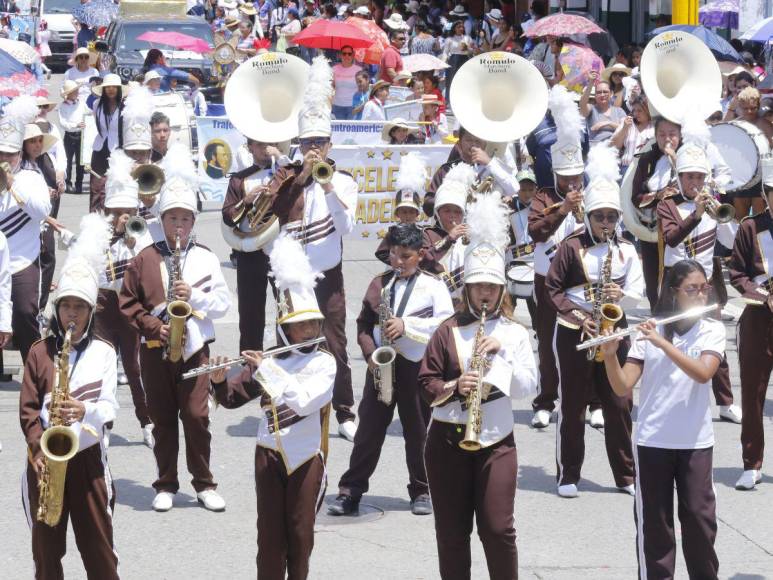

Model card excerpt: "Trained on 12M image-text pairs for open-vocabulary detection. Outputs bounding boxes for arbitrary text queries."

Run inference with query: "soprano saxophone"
[37,322,80,526]
[165,231,192,363]
[587,229,623,362]
[371,270,399,406]
[460,303,488,451]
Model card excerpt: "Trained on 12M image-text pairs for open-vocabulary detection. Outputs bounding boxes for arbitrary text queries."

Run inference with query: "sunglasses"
[675,284,712,297]
[590,212,619,223]
[76,55,89,60]
[299,138,330,148]
[341,51,354,56]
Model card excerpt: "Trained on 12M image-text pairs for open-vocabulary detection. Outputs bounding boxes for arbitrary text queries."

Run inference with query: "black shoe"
[410,494,433,516]
[328,494,359,516]
[0,373,13,382]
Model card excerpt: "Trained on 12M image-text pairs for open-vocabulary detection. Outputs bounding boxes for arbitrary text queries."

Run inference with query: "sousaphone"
[449,52,549,143]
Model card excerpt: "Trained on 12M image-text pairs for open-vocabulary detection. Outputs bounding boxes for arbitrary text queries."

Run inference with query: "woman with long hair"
[142,48,201,92]
[441,19,472,101]
[89,74,123,212]
[601,259,723,579]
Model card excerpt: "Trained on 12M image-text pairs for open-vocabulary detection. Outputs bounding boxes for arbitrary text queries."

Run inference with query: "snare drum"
[506,260,535,299]
[709,120,770,193]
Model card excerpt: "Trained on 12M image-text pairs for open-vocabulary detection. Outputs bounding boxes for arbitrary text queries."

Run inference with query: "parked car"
[97,15,219,100]
[40,0,78,71]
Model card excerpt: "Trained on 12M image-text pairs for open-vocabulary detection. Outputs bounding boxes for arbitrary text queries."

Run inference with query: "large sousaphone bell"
[449,52,549,143]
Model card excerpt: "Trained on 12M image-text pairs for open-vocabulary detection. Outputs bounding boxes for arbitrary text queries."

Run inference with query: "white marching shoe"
[735,470,762,491]
[338,420,357,442]
[589,408,605,429]
[618,484,635,496]
[719,405,742,424]
[142,424,155,449]
[152,492,174,512]
[197,489,226,512]
[557,484,578,498]
[531,410,551,428]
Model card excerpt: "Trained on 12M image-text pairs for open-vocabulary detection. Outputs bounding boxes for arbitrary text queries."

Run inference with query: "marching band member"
[269,56,359,442]
[546,144,643,498]
[95,149,154,447]
[0,231,11,351]
[119,149,231,513]
[150,111,171,163]
[0,96,52,362]
[119,86,158,224]
[728,159,773,491]
[20,214,120,580]
[527,86,590,429]
[422,124,520,216]
[223,138,289,352]
[209,233,334,580]
[656,121,741,425]
[602,259,723,579]
[330,224,453,517]
[506,169,538,326]
[424,163,477,301]
[419,191,537,579]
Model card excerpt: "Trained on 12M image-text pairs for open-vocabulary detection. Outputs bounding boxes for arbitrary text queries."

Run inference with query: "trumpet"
[542,191,584,222]
[698,187,735,224]
[312,160,333,184]
[576,304,717,351]
[181,336,327,380]
[124,216,147,241]
[131,163,165,196]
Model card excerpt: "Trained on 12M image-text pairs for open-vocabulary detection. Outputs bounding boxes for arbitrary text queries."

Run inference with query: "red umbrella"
[136,31,212,54]
[294,19,374,50]
[524,13,604,38]
[345,16,389,65]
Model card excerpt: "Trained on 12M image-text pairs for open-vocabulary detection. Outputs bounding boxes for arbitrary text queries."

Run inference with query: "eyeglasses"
[341,51,354,56]
[590,211,619,223]
[299,138,330,148]
[675,284,712,297]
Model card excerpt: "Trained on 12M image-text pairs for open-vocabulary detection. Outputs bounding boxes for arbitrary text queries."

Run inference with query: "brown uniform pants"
[425,422,518,580]
[315,263,354,424]
[554,325,635,487]
[11,261,41,363]
[255,446,325,580]
[140,344,216,493]
[22,445,119,580]
[235,249,271,352]
[738,305,773,470]
[338,356,430,501]
[95,290,150,427]
[634,445,718,580]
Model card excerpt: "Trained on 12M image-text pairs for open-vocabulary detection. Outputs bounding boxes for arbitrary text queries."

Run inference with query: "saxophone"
[460,303,488,451]
[165,231,193,363]
[587,229,623,362]
[37,322,80,526]
[371,270,399,406]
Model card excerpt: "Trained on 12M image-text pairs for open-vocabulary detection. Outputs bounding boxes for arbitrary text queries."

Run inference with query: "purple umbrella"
[699,0,739,30]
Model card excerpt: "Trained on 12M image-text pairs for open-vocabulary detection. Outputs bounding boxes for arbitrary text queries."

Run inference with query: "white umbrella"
[0,38,40,64]
[740,16,773,41]
[402,53,449,73]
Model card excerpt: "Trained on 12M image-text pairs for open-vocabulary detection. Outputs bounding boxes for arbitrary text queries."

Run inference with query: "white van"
[40,0,79,71]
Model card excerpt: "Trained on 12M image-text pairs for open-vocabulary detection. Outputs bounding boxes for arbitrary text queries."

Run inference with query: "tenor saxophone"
[371,270,399,406]
[587,229,623,362]
[460,303,488,451]
[165,231,192,363]
[37,322,80,526]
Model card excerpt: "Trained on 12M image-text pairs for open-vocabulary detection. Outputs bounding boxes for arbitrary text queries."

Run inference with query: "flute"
[182,336,326,380]
[575,304,717,351]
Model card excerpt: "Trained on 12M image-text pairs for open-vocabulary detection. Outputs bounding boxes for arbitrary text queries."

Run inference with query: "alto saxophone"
[165,231,193,363]
[587,229,623,362]
[460,303,488,451]
[37,322,80,526]
[371,270,399,406]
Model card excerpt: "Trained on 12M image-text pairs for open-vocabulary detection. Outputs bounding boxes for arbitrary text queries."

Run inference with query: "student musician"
[545,144,643,498]
[119,153,231,513]
[506,169,538,327]
[20,214,120,580]
[657,137,742,425]
[209,233,334,580]
[602,259,723,580]
[96,149,154,447]
[419,191,537,580]
[330,224,453,517]
[728,157,773,491]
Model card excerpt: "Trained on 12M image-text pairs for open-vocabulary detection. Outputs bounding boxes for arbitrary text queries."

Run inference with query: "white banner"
[331,120,387,145]
[196,116,247,202]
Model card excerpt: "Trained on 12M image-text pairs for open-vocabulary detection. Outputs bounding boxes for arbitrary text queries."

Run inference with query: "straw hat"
[239,3,257,15]
[144,69,162,85]
[381,118,418,142]
[421,93,442,107]
[353,5,370,16]
[36,95,56,109]
[450,5,469,17]
[383,13,409,30]
[92,73,123,96]
[23,123,58,153]
[369,80,390,99]
[601,63,632,83]
[224,15,240,29]
[486,8,503,21]
[60,80,79,99]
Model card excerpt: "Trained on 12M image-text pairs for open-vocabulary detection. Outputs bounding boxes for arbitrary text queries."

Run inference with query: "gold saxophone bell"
[312,161,333,184]
[166,300,192,363]
[593,303,624,362]
[131,164,165,196]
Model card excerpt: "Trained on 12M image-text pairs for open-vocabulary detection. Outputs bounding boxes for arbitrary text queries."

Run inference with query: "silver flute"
[182,336,326,380]
[575,304,717,352]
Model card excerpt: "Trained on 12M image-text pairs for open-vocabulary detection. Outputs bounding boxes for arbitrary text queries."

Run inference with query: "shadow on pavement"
[114,478,197,511]
[517,464,618,495]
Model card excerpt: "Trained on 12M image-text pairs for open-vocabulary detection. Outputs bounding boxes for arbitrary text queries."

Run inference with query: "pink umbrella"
[524,13,604,38]
[403,53,449,73]
[136,31,212,54]
[345,16,389,65]
[294,19,374,50]
[558,42,603,94]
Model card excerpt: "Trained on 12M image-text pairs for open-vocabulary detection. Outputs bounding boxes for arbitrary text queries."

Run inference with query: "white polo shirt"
[627,318,725,450]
